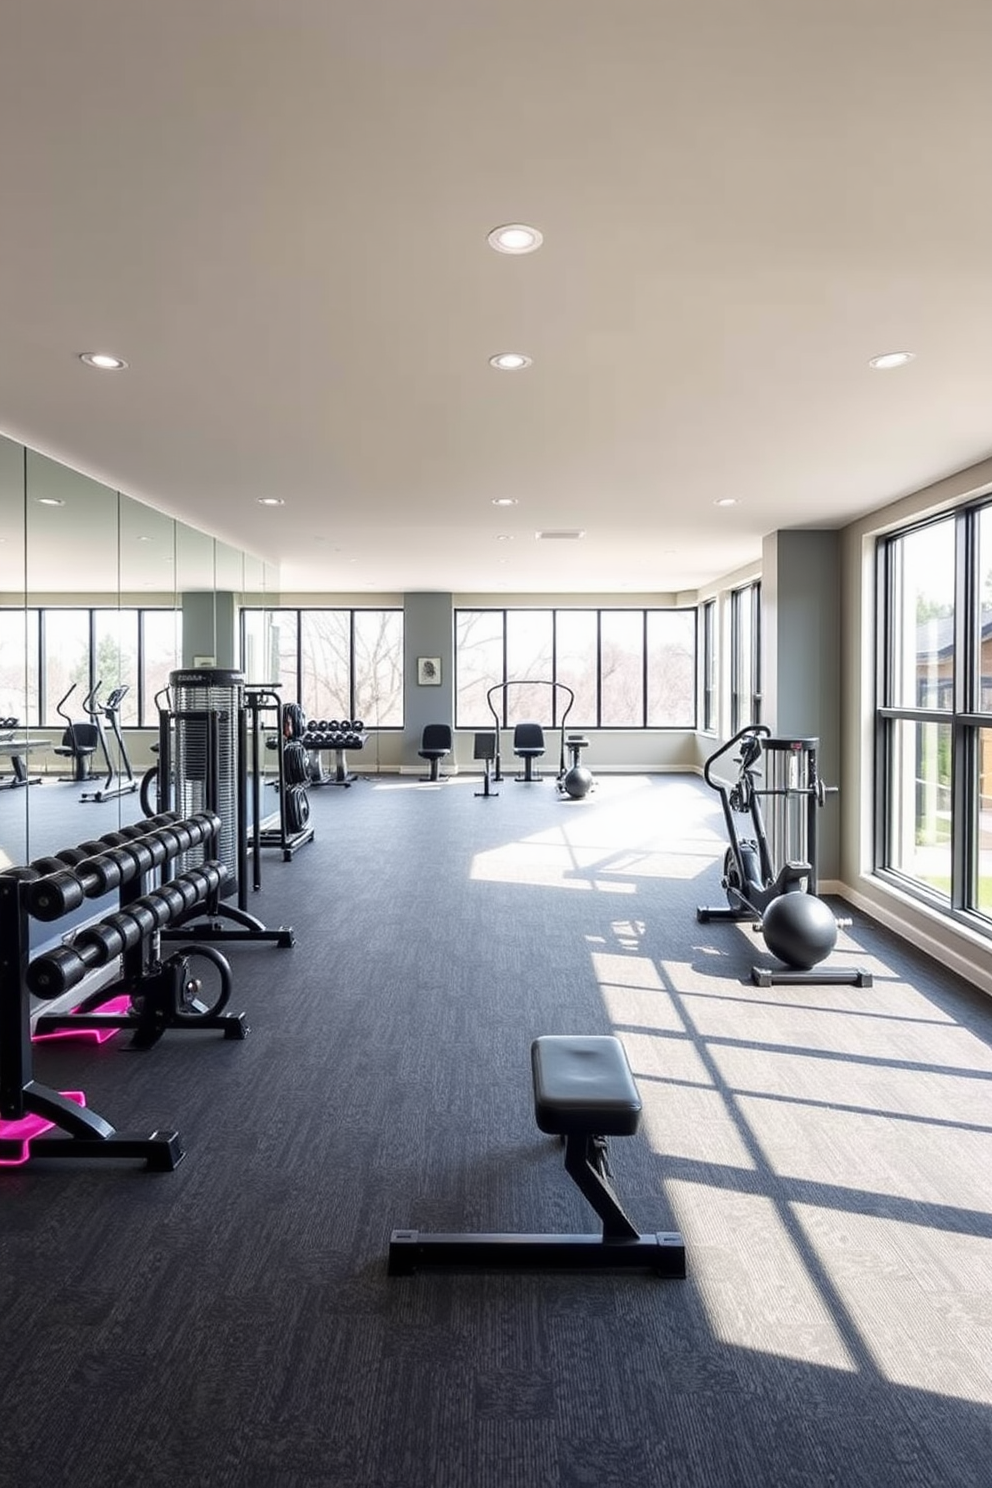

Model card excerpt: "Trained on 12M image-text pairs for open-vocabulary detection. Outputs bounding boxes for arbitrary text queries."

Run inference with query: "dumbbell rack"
[298,720,369,787]
[0,811,232,1169]
[30,815,249,1050]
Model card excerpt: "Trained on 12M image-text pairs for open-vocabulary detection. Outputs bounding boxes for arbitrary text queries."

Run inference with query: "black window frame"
[453,606,698,731]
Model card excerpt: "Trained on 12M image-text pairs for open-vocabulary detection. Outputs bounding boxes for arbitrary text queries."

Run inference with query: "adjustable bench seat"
[388,1033,686,1277]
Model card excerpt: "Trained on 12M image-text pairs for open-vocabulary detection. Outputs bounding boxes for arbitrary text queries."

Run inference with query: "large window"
[93,609,138,726]
[141,610,182,725]
[0,609,35,720]
[877,504,992,925]
[4,607,177,729]
[701,599,716,732]
[240,608,404,727]
[731,582,761,731]
[454,608,696,729]
[42,609,90,725]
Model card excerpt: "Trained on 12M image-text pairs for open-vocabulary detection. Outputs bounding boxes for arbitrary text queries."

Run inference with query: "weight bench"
[388,1033,686,1277]
[0,738,44,789]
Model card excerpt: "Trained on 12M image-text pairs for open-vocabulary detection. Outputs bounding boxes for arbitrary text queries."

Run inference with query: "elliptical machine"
[697,725,870,987]
[80,681,139,802]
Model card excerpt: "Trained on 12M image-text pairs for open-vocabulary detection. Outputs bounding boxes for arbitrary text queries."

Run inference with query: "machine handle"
[702,724,771,789]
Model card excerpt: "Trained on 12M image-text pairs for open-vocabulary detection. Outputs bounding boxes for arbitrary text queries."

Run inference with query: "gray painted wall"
[403,591,454,768]
[181,590,237,668]
[761,529,841,879]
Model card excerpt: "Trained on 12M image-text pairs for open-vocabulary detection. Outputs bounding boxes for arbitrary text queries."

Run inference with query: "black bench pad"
[531,1035,641,1137]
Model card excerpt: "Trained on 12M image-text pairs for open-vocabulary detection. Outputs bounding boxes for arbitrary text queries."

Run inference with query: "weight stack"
[760,737,820,892]
[169,667,245,898]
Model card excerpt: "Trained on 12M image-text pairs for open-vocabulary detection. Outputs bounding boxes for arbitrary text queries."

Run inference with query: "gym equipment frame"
[697,725,871,987]
[389,1034,685,1278]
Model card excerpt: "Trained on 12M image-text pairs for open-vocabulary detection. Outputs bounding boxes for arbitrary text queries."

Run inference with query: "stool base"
[388,1228,685,1277]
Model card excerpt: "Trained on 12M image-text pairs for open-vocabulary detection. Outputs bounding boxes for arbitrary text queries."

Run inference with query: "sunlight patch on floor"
[621,1027,712,1088]
[639,1079,756,1169]
[592,947,690,1036]
[793,1204,992,1404]
[684,995,982,1063]
[711,1043,992,1128]
[586,849,714,880]
[600,984,687,1034]
[735,1093,992,1213]
[590,951,665,991]
[470,840,592,889]
[470,837,637,891]
[665,1180,858,1370]
[371,778,450,791]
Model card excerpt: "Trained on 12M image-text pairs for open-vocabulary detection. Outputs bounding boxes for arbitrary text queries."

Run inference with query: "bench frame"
[389,1034,686,1277]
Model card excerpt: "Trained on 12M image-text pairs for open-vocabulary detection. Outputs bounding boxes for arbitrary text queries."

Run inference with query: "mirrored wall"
[0,431,276,869]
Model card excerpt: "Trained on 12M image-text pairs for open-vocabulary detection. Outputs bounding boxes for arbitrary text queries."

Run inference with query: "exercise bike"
[697,725,870,986]
[80,681,139,802]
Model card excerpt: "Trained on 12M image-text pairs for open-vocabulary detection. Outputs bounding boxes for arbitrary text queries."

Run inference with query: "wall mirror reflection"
[0,431,270,870]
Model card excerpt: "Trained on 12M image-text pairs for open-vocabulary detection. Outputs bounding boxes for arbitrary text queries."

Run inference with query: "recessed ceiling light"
[492,497,518,507]
[489,352,532,371]
[487,223,543,255]
[79,352,128,370]
[495,534,514,541]
[37,497,65,507]
[869,351,915,370]
[257,497,285,507]
[713,497,738,508]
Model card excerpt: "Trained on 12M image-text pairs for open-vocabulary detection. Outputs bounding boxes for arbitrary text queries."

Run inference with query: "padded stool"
[388,1033,685,1277]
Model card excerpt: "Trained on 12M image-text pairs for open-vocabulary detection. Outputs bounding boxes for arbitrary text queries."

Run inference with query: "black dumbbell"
[27,944,92,998]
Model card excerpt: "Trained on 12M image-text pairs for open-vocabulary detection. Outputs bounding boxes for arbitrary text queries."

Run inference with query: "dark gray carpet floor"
[2,770,991,1487]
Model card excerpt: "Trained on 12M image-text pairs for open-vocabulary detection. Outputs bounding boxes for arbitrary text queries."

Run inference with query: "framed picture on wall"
[417,656,441,686]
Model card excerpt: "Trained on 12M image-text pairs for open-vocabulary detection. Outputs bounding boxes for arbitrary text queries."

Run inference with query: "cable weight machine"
[153,669,294,947]
[697,726,870,986]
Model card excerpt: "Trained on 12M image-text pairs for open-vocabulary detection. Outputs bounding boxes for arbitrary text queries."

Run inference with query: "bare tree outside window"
[455,606,697,730]
[355,610,403,725]
[455,610,504,727]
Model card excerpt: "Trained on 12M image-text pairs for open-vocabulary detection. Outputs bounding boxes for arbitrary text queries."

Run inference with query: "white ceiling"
[2,0,991,596]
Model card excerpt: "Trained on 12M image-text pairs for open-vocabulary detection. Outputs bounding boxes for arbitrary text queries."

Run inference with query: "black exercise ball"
[761,892,837,970]
[561,765,594,800]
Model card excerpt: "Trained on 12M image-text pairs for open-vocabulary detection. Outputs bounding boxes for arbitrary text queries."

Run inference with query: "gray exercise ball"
[761,892,838,969]
[561,765,594,800]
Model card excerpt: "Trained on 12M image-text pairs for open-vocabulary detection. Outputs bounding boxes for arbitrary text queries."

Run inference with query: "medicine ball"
[761,892,837,970]
[561,765,594,800]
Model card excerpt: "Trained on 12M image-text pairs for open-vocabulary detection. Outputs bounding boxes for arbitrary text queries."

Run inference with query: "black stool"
[388,1034,685,1276]
[473,732,499,798]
